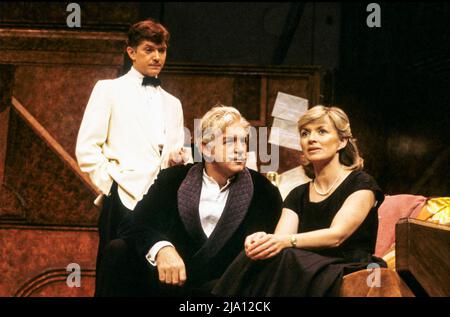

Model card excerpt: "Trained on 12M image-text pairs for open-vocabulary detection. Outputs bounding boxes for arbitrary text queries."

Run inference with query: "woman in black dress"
[213,105,386,297]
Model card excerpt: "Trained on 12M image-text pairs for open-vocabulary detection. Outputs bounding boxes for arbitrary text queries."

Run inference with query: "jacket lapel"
[177,163,208,244]
[160,88,177,160]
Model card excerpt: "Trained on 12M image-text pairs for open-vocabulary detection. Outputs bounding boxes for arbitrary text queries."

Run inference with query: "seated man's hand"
[168,148,189,167]
[156,246,187,286]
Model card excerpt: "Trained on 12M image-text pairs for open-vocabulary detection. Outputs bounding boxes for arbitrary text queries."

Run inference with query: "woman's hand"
[244,231,267,251]
[245,233,290,260]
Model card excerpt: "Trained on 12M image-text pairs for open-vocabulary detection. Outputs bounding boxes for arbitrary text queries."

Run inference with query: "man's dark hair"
[127,19,170,48]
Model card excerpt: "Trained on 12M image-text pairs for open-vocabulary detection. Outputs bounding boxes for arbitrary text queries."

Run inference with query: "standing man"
[75,19,189,295]
[98,105,282,296]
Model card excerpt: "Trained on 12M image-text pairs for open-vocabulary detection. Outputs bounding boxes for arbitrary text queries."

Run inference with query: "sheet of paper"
[269,117,302,151]
[271,92,308,122]
[278,166,311,200]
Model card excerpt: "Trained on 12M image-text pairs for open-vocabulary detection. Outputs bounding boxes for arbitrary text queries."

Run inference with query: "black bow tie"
[142,76,161,87]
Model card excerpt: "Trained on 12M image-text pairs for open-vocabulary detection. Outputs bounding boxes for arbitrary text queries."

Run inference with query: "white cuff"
[145,241,174,266]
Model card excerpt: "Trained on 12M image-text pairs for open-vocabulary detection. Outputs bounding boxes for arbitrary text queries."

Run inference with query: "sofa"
[340,194,450,296]
[6,194,447,297]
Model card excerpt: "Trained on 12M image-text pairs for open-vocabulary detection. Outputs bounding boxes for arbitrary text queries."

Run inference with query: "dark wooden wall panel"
[3,109,98,226]
[0,2,139,30]
[161,73,235,133]
[161,65,321,173]
[0,28,127,156]
[0,3,138,297]
[0,226,97,297]
[0,64,15,184]
[13,65,119,156]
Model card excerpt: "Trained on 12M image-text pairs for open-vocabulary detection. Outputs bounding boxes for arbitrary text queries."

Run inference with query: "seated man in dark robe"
[96,105,282,296]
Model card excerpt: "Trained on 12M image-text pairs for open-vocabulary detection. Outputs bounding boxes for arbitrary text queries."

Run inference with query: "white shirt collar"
[202,169,234,192]
[127,66,161,89]
[128,66,144,80]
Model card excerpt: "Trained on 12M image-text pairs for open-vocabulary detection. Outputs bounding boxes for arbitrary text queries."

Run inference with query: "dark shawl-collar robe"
[119,163,282,289]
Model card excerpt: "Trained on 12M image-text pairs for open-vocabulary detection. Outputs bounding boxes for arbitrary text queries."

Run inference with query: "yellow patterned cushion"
[416,197,450,225]
[419,197,450,226]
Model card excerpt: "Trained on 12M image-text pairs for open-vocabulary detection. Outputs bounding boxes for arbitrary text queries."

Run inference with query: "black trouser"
[94,182,217,297]
[95,238,157,297]
[94,182,131,296]
[96,237,218,297]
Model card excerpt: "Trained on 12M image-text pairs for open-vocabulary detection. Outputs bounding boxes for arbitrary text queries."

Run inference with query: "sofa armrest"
[396,218,450,296]
[340,268,414,297]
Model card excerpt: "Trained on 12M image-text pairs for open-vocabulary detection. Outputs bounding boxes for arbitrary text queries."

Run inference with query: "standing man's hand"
[168,148,189,167]
[156,246,187,286]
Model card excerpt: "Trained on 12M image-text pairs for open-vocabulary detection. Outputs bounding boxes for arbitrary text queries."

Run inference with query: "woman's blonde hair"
[298,105,364,177]
[196,104,250,149]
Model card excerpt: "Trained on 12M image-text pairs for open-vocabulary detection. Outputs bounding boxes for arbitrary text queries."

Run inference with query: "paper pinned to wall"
[271,92,308,122]
[269,117,302,151]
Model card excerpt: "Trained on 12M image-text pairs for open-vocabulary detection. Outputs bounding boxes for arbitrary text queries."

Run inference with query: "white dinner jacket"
[76,69,186,210]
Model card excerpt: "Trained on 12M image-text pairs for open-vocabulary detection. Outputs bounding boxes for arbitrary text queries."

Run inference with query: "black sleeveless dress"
[212,170,387,297]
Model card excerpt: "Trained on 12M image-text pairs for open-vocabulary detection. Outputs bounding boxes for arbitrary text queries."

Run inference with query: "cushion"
[375,194,428,258]
[416,197,450,225]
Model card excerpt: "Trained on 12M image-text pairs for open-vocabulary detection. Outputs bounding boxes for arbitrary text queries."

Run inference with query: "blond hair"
[196,104,250,149]
[298,105,364,177]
